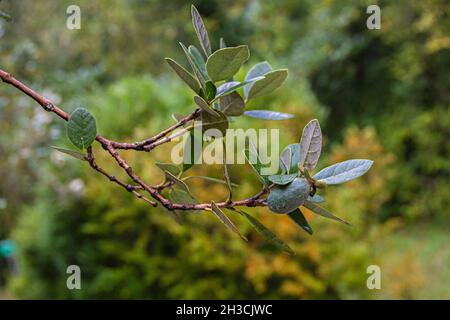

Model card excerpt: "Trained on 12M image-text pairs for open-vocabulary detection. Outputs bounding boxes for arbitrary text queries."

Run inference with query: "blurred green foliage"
[0,0,449,298]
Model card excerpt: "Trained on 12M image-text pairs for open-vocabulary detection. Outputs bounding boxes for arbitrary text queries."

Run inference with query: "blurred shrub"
[381,106,450,221]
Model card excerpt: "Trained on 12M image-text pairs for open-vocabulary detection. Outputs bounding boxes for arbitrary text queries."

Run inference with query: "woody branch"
[0,69,268,211]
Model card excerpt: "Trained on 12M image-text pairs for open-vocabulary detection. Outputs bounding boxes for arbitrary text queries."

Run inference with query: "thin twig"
[86,147,157,207]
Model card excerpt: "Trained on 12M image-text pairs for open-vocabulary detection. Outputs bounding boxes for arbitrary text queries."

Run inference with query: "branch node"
[43,103,54,112]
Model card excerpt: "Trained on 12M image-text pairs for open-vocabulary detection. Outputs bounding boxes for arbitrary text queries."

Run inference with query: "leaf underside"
[299,119,322,171]
[244,110,294,120]
[313,159,373,185]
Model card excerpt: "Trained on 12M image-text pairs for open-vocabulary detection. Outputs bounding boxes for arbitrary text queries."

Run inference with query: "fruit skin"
[267,178,310,214]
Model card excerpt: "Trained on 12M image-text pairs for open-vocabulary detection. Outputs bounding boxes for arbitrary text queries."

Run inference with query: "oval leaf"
[214,76,264,101]
[280,147,292,173]
[237,209,294,255]
[179,42,206,86]
[219,92,245,116]
[67,107,97,150]
[191,5,211,57]
[303,200,350,225]
[51,146,86,161]
[201,109,229,137]
[287,208,313,235]
[244,110,294,120]
[165,58,201,94]
[155,162,181,176]
[313,159,374,185]
[204,80,217,101]
[244,61,272,98]
[194,96,215,116]
[169,190,199,214]
[299,119,322,171]
[169,189,198,204]
[210,201,247,241]
[206,45,250,82]
[188,45,209,80]
[268,174,297,185]
[246,69,288,100]
[280,143,300,174]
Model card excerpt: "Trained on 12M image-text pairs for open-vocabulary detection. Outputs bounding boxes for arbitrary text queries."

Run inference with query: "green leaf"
[168,189,198,204]
[280,143,300,174]
[51,146,86,161]
[164,170,190,193]
[201,109,229,137]
[236,209,294,255]
[214,76,264,101]
[243,146,269,187]
[155,162,181,176]
[308,194,325,203]
[204,80,217,101]
[193,96,215,116]
[182,175,239,187]
[267,178,309,214]
[165,58,201,94]
[299,119,322,171]
[313,159,374,185]
[268,174,297,185]
[246,69,288,100]
[244,110,294,120]
[67,107,97,150]
[244,61,272,98]
[219,92,245,116]
[188,45,209,80]
[287,208,313,235]
[280,146,292,174]
[168,190,199,214]
[303,200,350,225]
[191,5,211,57]
[206,45,250,82]
[179,42,206,86]
[210,201,247,241]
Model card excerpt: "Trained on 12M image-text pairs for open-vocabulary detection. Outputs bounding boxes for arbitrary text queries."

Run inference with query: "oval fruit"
[267,178,310,214]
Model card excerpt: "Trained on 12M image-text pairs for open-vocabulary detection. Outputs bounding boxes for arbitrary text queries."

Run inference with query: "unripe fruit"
[267,178,310,213]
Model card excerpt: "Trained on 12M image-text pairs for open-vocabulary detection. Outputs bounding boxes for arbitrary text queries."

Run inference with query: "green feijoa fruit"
[267,178,310,214]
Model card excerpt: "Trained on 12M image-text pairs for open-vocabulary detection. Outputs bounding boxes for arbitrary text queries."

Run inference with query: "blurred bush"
[1,0,449,299]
